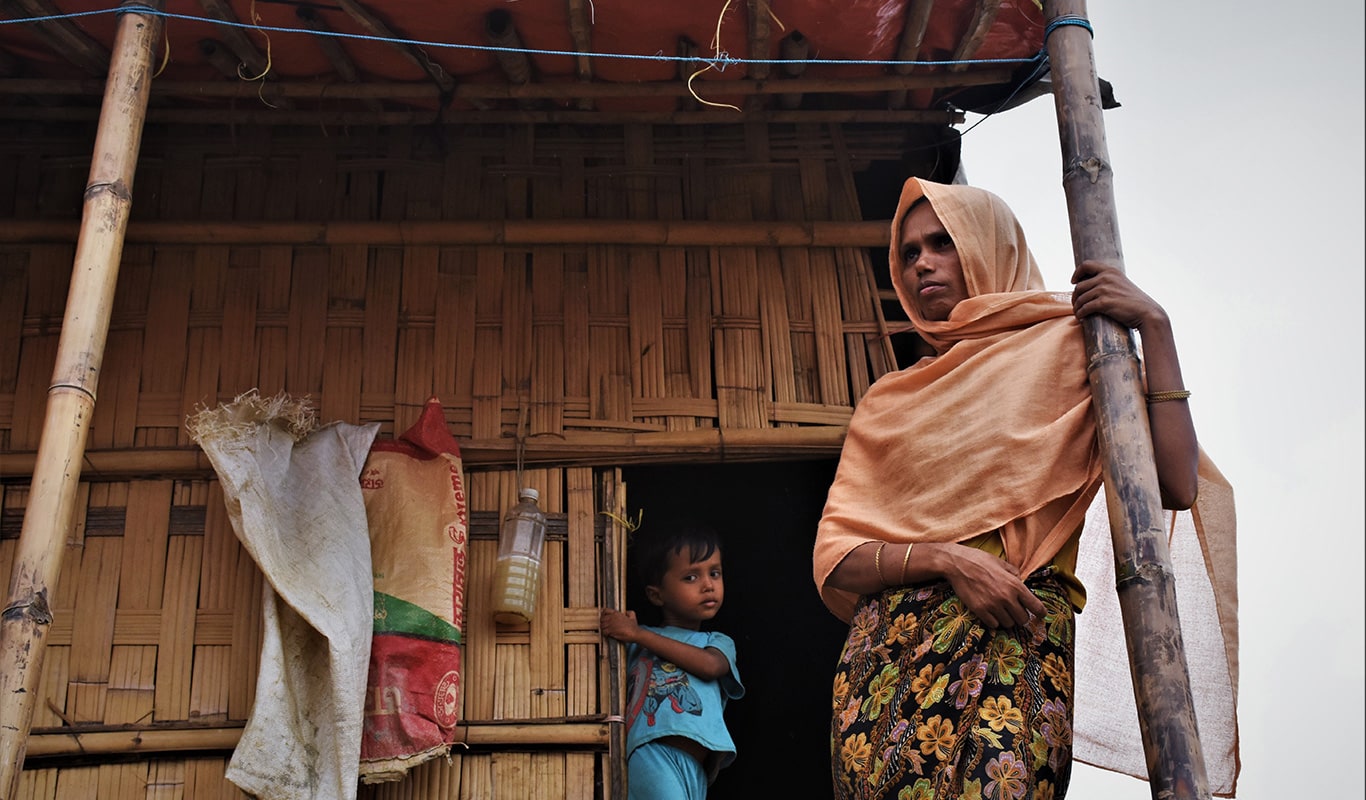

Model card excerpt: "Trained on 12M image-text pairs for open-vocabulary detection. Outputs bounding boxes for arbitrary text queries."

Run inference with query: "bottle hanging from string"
[491,487,547,625]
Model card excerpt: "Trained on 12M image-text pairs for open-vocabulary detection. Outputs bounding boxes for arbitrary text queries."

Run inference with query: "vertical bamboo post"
[599,471,628,800]
[1041,2,1211,798]
[0,2,162,795]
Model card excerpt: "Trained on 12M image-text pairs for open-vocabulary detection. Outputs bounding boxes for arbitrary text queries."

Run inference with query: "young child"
[600,522,744,800]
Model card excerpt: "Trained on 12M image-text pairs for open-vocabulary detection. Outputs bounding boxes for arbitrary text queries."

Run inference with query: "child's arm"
[599,608,732,681]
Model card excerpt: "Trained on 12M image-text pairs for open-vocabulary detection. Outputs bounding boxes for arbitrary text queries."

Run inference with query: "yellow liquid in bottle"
[492,555,540,624]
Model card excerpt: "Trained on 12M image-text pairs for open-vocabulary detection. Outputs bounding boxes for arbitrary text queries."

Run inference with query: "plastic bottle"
[491,487,547,624]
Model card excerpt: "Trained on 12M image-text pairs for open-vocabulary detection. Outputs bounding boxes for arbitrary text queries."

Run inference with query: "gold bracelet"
[899,544,912,584]
[874,542,887,586]
[1146,389,1191,404]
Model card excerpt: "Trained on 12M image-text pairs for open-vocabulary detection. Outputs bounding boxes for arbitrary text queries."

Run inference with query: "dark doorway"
[619,460,849,799]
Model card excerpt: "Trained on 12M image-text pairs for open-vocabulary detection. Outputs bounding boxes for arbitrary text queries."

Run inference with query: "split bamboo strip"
[1044,1,1211,796]
[54,765,97,799]
[566,753,596,800]
[0,7,161,789]
[529,468,568,721]
[589,246,632,423]
[565,468,598,718]
[464,472,499,721]
[285,247,328,396]
[395,245,440,432]
[153,532,201,722]
[435,249,479,417]
[66,535,119,724]
[14,767,56,800]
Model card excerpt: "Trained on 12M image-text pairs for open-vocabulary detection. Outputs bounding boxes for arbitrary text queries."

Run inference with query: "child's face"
[646,546,724,629]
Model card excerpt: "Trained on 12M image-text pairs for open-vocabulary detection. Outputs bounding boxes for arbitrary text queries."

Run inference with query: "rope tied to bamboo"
[1044,14,1093,40]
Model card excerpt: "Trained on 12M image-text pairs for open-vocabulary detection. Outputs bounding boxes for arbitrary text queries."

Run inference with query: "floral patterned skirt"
[830,569,1075,800]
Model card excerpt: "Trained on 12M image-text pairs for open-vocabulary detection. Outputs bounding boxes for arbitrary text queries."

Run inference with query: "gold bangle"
[874,542,887,586]
[1146,389,1191,404]
[899,544,912,584]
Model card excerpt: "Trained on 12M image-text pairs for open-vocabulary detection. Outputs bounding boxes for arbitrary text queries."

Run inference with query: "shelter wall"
[0,122,903,798]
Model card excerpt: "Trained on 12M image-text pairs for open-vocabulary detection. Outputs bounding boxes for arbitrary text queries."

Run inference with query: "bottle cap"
[519,487,540,502]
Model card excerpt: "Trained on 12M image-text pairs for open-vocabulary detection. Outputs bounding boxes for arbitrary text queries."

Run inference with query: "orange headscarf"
[813,178,1103,621]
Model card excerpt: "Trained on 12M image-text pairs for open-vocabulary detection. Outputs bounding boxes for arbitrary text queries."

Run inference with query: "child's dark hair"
[633,520,722,588]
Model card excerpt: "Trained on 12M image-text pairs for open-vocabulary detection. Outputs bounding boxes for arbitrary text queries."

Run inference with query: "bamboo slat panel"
[0,120,911,797]
[1,124,893,451]
[4,467,610,798]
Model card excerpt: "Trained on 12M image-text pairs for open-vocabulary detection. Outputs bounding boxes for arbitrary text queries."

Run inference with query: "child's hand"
[600,608,641,644]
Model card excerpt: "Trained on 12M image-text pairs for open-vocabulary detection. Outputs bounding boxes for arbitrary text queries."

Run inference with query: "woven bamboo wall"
[0,121,905,798]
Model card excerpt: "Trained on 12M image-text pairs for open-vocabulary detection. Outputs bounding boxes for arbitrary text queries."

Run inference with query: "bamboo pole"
[1042,2,1211,797]
[600,472,627,800]
[0,425,852,480]
[0,218,892,247]
[0,3,161,796]
[22,721,612,759]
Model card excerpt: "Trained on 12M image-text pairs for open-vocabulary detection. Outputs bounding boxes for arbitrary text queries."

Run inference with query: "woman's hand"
[933,545,1046,629]
[1070,259,1168,332]
[1070,259,1199,508]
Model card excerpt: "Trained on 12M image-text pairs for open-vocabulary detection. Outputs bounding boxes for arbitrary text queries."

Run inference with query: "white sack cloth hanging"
[188,392,380,800]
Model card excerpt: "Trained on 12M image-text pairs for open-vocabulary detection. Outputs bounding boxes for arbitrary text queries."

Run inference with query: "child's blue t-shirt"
[624,626,745,781]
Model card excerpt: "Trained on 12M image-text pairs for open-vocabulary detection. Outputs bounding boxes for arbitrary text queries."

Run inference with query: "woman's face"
[898,200,968,322]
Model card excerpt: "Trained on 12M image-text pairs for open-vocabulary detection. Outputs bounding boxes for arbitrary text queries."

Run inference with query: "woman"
[813,177,1198,800]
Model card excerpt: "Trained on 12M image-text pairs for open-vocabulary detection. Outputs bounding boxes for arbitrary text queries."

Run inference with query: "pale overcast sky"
[957,3,1365,798]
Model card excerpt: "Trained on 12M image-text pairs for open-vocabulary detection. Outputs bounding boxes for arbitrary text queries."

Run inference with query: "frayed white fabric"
[189,393,380,800]
[1073,462,1239,797]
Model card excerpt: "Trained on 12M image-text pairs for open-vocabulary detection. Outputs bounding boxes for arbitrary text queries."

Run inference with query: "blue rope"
[6,5,1044,72]
[1044,15,1093,40]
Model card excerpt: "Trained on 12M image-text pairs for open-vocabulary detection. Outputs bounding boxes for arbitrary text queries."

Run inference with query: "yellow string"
[151,24,170,79]
[599,509,643,534]
[685,0,742,112]
[237,0,274,83]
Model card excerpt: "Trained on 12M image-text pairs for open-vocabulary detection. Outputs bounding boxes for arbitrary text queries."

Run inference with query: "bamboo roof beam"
[745,0,773,111]
[195,0,269,79]
[0,218,892,247]
[888,0,934,109]
[1,0,109,76]
[197,38,292,110]
[0,69,1010,102]
[677,36,699,110]
[0,105,965,126]
[296,4,382,112]
[777,30,808,110]
[565,0,594,110]
[484,8,535,110]
[333,0,458,103]
[949,0,1002,72]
